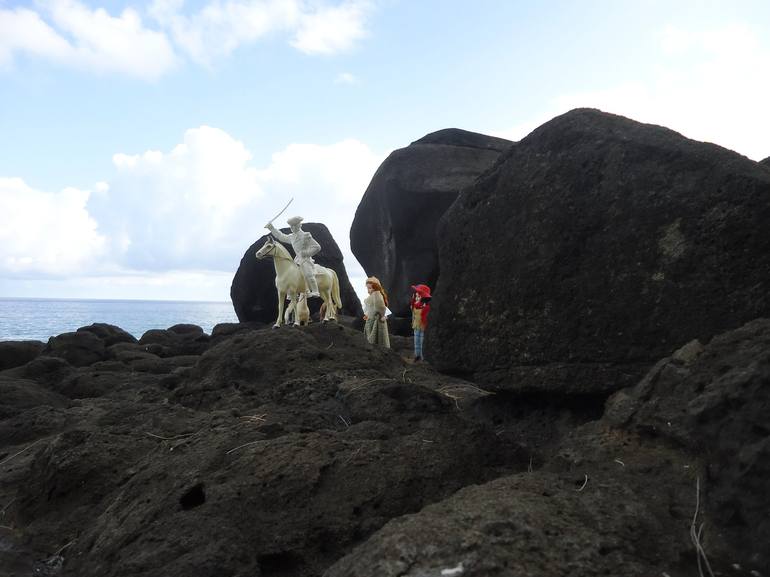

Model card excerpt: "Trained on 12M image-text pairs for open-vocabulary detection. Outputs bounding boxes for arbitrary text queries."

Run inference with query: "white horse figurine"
[255,236,342,328]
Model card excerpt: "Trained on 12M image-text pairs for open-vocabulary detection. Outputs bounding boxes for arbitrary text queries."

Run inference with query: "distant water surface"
[0,298,238,341]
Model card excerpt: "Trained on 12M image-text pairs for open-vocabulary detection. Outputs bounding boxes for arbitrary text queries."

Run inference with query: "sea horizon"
[0,297,238,342]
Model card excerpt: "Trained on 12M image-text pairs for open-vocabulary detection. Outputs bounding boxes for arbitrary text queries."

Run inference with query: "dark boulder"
[42,331,108,367]
[350,128,511,316]
[427,108,770,395]
[760,156,770,166]
[209,321,268,346]
[4,355,74,386]
[76,323,137,346]
[604,318,770,569]
[0,340,44,371]
[231,222,363,323]
[327,472,680,577]
[0,376,69,419]
[138,324,210,357]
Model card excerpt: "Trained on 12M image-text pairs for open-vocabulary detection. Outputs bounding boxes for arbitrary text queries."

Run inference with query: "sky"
[1,0,769,304]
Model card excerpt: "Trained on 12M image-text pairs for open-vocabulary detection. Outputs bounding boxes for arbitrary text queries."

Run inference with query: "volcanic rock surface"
[760,156,770,167]
[327,318,770,576]
[0,316,767,576]
[0,340,44,371]
[350,128,511,316]
[426,108,770,395]
[231,223,363,324]
[0,321,522,577]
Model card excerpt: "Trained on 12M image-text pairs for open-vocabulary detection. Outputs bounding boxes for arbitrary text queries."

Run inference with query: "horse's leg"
[320,276,331,322]
[326,275,337,321]
[275,289,286,328]
[325,291,333,321]
[290,292,300,327]
[323,273,336,321]
[284,296,294,325]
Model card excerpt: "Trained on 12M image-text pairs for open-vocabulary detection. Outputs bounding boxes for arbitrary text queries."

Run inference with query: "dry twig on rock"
[577,474,589,491]
[1,497,16,518]
[145,431,197,441]
[690,476,715,577]
[0,438,47,467]
[226,439,264,455]
[54,539,76,556]
[341,446,362,465]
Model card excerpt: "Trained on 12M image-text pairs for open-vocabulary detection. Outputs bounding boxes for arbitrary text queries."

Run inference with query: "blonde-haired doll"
[363,276,390,348]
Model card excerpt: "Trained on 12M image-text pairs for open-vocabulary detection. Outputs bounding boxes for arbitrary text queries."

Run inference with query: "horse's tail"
[331,269,342,310]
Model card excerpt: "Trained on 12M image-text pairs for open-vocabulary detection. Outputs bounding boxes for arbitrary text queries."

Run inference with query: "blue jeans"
[414,328,424,358]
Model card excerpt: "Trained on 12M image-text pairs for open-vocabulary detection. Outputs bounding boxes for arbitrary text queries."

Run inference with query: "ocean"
[0,298,238,342]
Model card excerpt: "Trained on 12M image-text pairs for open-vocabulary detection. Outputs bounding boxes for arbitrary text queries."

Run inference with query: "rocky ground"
[0,317,767,576]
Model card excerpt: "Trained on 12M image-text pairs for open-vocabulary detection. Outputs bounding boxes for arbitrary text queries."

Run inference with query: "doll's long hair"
[366,276,388,307]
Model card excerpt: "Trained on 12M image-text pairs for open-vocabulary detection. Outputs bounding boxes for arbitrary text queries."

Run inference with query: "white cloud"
[498,22,770,161]
[1,127,383,302]
[148,0,299,64]
[90,126,265,272]
[82,127,383,286]
[256,138,384,276]
[1,0,372,76]
[151,0,371,65]
[0,177,106,276]
[0,0,177,79]
[291,1,369,55]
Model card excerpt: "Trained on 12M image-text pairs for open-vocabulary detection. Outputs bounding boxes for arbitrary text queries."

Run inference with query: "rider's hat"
[411,284,432,299]
[287,216,303,226]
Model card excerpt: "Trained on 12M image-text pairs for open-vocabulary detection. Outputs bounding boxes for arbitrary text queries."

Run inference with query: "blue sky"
[2,0,769,302]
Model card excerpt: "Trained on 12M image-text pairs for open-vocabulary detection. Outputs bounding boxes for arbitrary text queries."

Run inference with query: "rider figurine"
[266,216,322,297]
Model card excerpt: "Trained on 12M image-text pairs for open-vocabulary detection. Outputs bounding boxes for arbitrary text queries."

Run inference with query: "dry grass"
[240,414,267,424]
[346,377,396,393]
[437,383,494,409]
[145,429,204,452]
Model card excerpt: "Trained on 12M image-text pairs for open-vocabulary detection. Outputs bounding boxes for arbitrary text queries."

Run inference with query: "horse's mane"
[269,237,293,261]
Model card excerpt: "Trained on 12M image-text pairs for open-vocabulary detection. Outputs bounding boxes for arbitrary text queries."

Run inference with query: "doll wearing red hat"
[410,284,431,361]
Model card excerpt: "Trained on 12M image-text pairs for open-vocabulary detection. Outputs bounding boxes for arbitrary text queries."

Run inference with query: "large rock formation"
[603,318,770,568]
[426,108,770,395]
[327,472,681,577]
[328,318,770,576]
[350,128,511,316]
[0,322,522,577]
[1,317,766,575]
[760,156,770,167]
[231,222,362,324]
